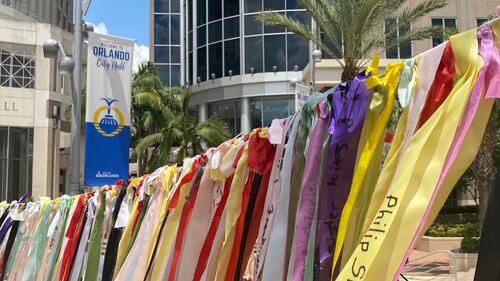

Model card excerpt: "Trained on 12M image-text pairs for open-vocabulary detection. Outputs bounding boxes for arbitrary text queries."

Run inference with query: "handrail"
[403,250,458,281]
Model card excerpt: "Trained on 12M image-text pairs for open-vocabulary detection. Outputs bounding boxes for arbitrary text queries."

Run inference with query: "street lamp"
[43,39,75,76]
[311,49,322,93]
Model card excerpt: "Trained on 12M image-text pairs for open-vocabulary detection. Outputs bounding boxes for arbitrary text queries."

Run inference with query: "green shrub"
[460,223,480,253]
[425,223,480,238]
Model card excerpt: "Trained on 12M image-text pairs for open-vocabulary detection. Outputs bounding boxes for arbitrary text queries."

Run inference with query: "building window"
[0,50,35,89]
[224,39,240,76]
[251,97,294,128]
[171,0,180,13]
[171,15,180,44]
[264,0,285,12]
[171,47,180,63]
[287,34,308,71]
[321,32,343,59]
[157,65,171,86]
[431,18,456,47]
[197,25,207,47]
[154,15,170,44]
[208,0,222,21]
[209,20,223,43]
[154,46,170,63]
[197,0,206,25]
[286,0,302,9]
[477,18,488,26]
[245,36,263,73]
[385,18,411,59]
[224,0,239,17]
[224,17,240,39]
[264,12,285,33]
[264,35,286,72]
[208,100,241,135]
[197,46,207,82]
[244,0,261,13]
[245,14,262,35]
[209,43,223,79]
[0,127,33,201]
[154,0,169,13]
[171,65,181,85]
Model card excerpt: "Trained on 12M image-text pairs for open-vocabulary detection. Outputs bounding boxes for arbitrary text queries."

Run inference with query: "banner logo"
[93,98,124,137]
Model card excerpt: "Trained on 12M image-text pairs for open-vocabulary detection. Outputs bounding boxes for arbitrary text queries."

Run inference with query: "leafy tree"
[256,0,447,82]
[134,86,231,172]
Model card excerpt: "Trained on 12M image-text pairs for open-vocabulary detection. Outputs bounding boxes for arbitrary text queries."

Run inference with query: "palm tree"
[134,86,231,171]
[256,0,447,82]
[130,62,166,172]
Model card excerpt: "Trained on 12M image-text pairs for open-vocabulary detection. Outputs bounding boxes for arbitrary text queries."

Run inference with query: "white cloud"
[90,22,149,73]
[93,22,108,35]
[133,43,149,73]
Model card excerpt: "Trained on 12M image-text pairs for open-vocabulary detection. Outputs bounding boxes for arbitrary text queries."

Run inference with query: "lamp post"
[69,1,93,195]
[69,0,84,195]
[311,49,322,94]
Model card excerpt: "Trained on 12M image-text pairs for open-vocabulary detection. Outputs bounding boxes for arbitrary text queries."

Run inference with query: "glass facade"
[0,127,33,201]
[186,0,310,84]
[208,100,241,136]
[207,97,294,135]
[251,97,295,128]
[153,0,182,86]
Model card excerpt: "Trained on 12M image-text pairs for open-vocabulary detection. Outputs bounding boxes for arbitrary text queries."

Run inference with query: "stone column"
[240,97,251,133]
[198,103,208,122]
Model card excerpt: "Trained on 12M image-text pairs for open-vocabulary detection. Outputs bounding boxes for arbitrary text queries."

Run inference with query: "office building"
[0,1,74,200]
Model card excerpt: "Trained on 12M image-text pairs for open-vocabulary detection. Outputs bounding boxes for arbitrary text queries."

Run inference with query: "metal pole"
[69,0,82,195]
[311,61,316,94]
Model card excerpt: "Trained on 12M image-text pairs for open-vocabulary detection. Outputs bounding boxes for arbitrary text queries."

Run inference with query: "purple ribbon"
[315,74,370,280]
[0,193,28,244]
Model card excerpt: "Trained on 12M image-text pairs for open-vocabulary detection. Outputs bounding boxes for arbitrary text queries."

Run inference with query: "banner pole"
[70,0,83,195]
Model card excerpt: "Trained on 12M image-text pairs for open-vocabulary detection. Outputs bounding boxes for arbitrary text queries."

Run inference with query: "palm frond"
[397,0,448,25]
[135,132,163,157]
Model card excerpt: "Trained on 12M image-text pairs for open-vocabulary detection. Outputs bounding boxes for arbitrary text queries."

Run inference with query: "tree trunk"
[341,57,358,82]
[472,116,497,225]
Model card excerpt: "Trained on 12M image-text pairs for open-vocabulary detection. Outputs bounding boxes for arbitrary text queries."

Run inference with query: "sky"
[84,0,149,72]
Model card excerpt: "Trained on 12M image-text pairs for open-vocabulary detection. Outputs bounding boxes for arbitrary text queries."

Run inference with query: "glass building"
[152,0,183,86]
[151,0,311,135]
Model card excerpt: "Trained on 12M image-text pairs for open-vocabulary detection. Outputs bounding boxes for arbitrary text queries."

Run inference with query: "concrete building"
[0,2,74,200]
[150,0,499,137]
[0,0,73,32]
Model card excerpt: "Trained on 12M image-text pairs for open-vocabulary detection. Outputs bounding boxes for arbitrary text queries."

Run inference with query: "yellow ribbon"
[146,165,176,268]
[336,28,482,280]
[150,162,195,280]
[331,56,404,277]
[214,145,249,280]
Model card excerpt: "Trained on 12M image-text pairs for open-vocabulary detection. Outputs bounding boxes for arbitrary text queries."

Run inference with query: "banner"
[295,82,310,111]
[84,32,134,186]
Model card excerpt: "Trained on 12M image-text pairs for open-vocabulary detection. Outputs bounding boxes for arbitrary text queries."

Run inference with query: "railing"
[401,250,458,281]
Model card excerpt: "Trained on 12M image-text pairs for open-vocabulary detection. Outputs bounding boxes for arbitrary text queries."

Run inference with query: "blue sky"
[84,0,150,71]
